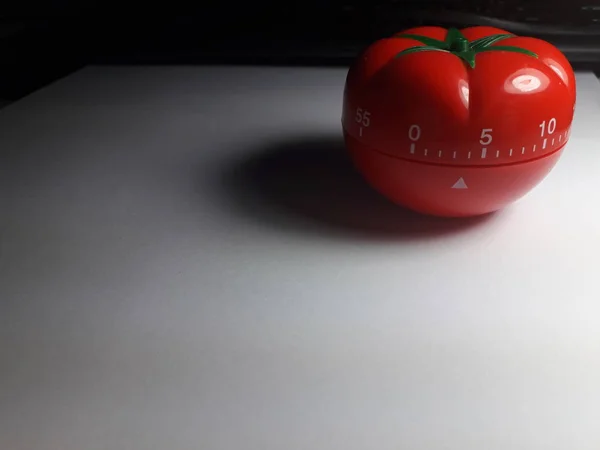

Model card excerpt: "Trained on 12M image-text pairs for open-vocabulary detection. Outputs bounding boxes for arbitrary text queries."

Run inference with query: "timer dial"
[342,26,576,217]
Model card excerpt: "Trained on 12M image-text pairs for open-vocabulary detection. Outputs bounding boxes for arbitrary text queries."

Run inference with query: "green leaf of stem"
[476,45,538,58]
[393,34,448,49]
[395,46,450,58]
[469,34,515,50]
[445,28,468,47]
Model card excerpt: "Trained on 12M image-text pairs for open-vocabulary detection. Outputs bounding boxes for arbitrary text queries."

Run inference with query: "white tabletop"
[1,66,600,450]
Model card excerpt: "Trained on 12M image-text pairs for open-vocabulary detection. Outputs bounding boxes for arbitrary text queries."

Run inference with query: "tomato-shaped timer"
[342,26,576,217]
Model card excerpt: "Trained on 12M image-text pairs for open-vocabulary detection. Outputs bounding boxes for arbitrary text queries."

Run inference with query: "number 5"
[480,128,493,145]
[355,107,371,127]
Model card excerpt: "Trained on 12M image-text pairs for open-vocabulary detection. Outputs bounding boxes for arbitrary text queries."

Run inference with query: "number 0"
[409,125,421,141]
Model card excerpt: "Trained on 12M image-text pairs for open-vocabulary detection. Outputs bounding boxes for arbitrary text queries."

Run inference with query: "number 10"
[539,118,556,136]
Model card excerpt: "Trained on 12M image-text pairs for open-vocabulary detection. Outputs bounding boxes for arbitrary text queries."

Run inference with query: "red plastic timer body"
[342,26,576,217]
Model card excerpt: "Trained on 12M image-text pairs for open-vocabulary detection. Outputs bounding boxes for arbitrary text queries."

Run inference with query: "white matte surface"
[1,66,600,450]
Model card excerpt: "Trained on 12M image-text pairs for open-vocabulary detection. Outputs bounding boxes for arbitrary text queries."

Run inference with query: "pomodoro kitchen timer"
[342,26,576,217]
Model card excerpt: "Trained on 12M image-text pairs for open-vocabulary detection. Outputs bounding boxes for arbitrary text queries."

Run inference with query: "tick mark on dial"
[410,143,415,154]
[496,150,500,158]
[509,148,513,156]
[559,135,562,142]
[542,139,547,149]
[521,147,525,154]
[453,151,457,159]
[481,148,487,158]
[533,144,536,152]
[424,149,428,156]
[438,150,442,157]
[468,151,472,159]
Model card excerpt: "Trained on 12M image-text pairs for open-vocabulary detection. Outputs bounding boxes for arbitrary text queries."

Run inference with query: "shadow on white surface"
[221,133,499,241]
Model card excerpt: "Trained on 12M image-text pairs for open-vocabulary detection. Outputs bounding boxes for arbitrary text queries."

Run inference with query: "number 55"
[355,107,371,127]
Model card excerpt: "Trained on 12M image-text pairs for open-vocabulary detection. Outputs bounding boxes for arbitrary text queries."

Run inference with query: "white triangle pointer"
[452,177,468,189]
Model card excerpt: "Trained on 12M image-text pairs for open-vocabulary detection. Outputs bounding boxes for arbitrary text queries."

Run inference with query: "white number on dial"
[480,128,493,145]
[539,118,556,136]
[408,124,421,141]
[355,108,371,127]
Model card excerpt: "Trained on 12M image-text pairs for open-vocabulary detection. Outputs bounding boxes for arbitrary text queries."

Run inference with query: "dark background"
[2,0,600,102]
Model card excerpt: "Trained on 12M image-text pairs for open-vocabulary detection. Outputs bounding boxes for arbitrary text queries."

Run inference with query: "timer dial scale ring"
[341,26,576,217]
